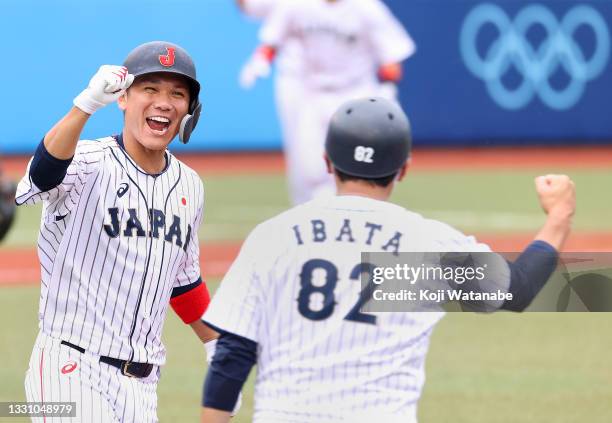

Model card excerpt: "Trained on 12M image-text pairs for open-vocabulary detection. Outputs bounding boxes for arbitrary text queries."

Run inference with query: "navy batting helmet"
[123,41,202,144]
[325,97,411,178]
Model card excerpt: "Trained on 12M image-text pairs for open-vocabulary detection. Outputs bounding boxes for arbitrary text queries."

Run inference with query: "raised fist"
[73,65,135,115]
[535,174,576,219]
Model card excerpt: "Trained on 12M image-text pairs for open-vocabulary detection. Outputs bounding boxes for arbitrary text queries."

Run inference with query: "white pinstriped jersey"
[241,0,304,77]
[260,0,416,90]
[16,136,204,366]
[240,0,277,19]
[205,195,510,422]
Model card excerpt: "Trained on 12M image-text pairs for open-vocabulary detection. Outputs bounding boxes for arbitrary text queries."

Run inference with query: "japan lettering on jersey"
[205,195,510,422]
[15,137,204,366]
[260,0,416,89]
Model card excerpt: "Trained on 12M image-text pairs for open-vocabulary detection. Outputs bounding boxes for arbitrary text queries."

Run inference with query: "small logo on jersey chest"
[117,183,129,198]
[60,360,77,374]
[176,192,188,207]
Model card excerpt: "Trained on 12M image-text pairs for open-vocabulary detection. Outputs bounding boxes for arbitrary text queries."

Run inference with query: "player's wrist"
[545,208,574,226]
[73,89,106,115]
[255,45,276,62]
[378,82,398,100]
[535,214,572,251]
[378,63,402,82]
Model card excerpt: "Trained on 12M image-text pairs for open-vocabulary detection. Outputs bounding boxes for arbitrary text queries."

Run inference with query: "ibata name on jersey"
[291,218,402,254]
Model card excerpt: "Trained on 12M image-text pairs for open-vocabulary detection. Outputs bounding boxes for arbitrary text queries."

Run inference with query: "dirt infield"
[1,232,610,286]
[3,146,612,177]
[0,242,241,286]
[176,146,612,173]
[1,147,610,286]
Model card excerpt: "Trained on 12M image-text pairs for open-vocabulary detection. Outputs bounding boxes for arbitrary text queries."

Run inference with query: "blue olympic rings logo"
[460,4,610,110]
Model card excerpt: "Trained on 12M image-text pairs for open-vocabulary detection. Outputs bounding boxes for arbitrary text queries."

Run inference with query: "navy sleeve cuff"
[171,277,202,298]
[29,139,73,192]
[502,240,559,311]
[202,331,257,411]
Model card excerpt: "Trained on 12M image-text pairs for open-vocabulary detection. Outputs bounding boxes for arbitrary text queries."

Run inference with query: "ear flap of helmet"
[179,102,202,144]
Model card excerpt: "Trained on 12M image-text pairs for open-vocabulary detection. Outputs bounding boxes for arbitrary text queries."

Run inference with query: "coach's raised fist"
[535,174,576,219]
[73,65,135,115]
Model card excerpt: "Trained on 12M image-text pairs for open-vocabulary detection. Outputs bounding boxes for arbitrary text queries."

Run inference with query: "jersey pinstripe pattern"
[260,0,416,90]
[16,136,204,366]
[205,195,510,422]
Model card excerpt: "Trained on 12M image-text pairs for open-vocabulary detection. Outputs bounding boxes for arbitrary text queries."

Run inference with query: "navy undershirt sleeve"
[501,240,559,311]
[29,139,73,192]
[202,323,257,411]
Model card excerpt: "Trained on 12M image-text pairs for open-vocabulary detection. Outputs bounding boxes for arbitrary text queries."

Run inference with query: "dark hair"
[334,168,397,188]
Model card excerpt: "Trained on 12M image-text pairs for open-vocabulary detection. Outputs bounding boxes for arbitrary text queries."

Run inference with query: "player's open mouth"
[146,116,171,134]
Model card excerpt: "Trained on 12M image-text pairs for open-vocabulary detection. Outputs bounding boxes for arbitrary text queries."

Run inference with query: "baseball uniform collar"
[113,133,171,177]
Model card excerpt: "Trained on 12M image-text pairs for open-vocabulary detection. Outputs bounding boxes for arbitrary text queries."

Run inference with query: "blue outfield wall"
[1,0,610,154]
[387,0,612,145]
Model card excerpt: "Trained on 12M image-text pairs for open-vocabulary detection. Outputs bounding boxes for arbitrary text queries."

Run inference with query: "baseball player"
[239,0,416,205]
[236,0,305,208]
[200,98,576,422]
[16,41,220,422]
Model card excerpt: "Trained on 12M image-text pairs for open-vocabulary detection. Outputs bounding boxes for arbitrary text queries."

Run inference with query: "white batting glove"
[204,338,217,365]
[204,339,243,417]
[73,65,135,115]
[239,54,271,89]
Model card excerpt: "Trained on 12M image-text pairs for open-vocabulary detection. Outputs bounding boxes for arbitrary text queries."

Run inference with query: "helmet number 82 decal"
[354,146,374,163]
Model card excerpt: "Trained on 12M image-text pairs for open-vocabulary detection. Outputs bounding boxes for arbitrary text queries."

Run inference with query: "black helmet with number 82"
[325,97,411,178]
[123,41,202,144]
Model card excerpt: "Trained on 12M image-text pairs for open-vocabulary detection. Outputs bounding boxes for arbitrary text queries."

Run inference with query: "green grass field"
[2,285,612,422]
[1,167,611,422]
[4,169,612,247]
